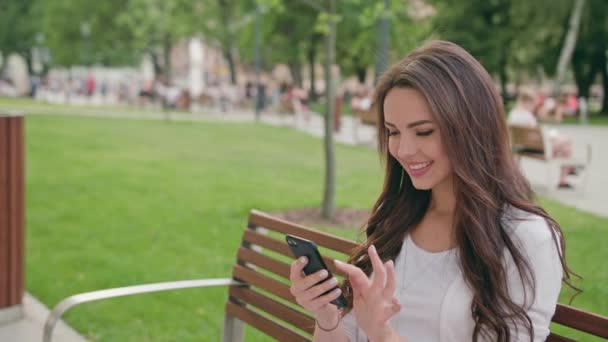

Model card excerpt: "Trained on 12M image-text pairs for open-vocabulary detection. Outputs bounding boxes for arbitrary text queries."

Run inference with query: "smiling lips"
[407,161,433,177]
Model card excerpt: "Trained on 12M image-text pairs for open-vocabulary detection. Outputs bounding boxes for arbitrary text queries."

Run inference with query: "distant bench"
[43,210,608,341]
[509,125,592,190]
[353,107,377,143]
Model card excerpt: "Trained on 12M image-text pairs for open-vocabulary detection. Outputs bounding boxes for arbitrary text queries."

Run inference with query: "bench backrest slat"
[229,286,314,334]
[546,332,576,342]
[509,125,547,160]
[225,301,310,341]
[227,210,608,341]
[237,247,291,279]
[551,304,608,339]
[232,264,294,304]
[249,210,358,254]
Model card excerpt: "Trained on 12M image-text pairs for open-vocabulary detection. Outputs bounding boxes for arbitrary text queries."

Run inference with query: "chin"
[411,180,435,190]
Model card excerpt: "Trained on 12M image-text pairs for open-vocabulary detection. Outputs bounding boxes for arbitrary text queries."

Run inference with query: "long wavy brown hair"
[341,40,578,341]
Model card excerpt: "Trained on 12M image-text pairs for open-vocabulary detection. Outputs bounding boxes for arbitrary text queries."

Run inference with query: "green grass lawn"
[21,113,607,341]
[560,111,608,125]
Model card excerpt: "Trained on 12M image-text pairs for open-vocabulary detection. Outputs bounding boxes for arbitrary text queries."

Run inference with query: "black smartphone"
[285,234,348,309]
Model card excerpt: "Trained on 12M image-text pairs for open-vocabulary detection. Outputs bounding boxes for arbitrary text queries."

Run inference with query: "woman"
[289,40,577,342]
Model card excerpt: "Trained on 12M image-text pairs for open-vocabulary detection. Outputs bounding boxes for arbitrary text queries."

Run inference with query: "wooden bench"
[0,113,25,321]
[509,125,592,190]
[353,107,378,144]
[43,210,608,341]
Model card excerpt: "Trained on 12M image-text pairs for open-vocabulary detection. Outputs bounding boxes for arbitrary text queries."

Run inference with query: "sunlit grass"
[20,111,607,341]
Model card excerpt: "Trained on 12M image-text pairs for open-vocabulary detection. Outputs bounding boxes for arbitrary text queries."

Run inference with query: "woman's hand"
[289,256,343,325]
[334,245,402,342]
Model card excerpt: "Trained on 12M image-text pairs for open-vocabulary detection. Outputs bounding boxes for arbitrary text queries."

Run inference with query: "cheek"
[387,139,398,157]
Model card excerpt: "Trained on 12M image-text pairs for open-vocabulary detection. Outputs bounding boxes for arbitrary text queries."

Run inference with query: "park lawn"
[561,112,608,125]
[23,114,606,341]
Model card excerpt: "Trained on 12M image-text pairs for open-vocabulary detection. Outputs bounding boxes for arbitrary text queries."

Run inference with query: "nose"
[396,135,417,160]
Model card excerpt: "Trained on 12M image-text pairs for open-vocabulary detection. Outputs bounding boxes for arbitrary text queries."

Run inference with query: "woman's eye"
[416,129,434,136]
[387,130,399,136]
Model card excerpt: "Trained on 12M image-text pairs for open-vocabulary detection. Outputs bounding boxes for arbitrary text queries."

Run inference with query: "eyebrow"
[384,120,434,128]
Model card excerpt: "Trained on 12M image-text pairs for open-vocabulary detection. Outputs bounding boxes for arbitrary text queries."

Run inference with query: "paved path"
[518,124,607,217]
[0,294,86,342]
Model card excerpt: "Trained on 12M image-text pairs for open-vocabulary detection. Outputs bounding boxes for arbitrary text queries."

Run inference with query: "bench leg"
[222,314,244,342]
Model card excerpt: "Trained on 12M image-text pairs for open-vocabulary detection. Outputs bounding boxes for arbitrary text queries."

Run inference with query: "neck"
[429,176,456,216]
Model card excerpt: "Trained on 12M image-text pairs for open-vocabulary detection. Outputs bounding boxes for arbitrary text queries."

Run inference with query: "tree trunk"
[321,0,337,220]
[374,0,390,84]
[499,53,508,106]
[601,52,608,114]
[218,0,237,85]
[355,63,367,84]
[572,51,599,99]
[289,61,303,88]
[553,0,586,96]
[223,48,237,85]
[308,34,318,101]
[163,34,172,84]
[162,34,172,119]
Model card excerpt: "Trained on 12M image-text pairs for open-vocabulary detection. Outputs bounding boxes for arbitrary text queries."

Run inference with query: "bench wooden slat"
[546,332,576,342]
[225,302,310,342]
[237,247,291,279]
[243,229,292,257]
[9,116,24,306]
[229,286,314,335]
[517,152,546,160]
[249,210,358,254]
[552,304,608,339]
[242,230,343,276]
[232,264,295,304]
[0,118,8,307]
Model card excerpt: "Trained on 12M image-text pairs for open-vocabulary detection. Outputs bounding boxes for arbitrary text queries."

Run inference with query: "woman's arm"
[506,219,563,341]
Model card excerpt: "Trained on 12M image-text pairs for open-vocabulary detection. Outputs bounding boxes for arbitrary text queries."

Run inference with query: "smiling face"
[383,87,453,191]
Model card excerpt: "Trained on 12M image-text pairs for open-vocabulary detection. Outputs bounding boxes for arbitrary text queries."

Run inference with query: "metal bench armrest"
[43,278,244,342]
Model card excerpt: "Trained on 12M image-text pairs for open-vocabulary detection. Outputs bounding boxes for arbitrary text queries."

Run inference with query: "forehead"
[383,87,435,124]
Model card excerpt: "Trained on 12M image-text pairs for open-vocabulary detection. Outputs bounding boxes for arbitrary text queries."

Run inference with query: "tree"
[570,0,608,113]
[334,0,424,84]
[42,0,139,66]
[553,0,586,96]
[321,0,338,219]
[117,0,198,81]
[429,0,517,102]
[0,0,41,73]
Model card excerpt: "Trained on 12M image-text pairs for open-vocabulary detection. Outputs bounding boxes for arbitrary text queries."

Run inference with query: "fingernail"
[299,256,307,264]
[333,288,341,295]
[319,270,328,279]
[334,259,343,265]
[329,277,338,285]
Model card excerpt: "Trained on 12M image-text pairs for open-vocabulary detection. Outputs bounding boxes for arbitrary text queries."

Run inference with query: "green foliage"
[42,0,138,66]
[0,0,40,60]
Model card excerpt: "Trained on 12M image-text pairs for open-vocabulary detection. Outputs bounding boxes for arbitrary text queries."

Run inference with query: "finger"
[390,301,402,316]
[292,269,329,294]
[289,256,308,282]
[369,245,386,289]
[301,277,339,302]
[308,287,343,312]
[334,260,371,291]
[383,260,396,297]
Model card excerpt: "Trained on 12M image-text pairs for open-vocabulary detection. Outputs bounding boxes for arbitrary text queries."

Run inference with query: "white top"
[507,108,538,128]
[342,208,563,342]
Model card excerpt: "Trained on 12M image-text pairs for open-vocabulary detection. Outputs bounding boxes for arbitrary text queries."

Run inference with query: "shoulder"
[502,207,558,253]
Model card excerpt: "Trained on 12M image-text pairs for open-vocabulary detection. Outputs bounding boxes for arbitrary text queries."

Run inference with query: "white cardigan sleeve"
[505,216,563,341]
